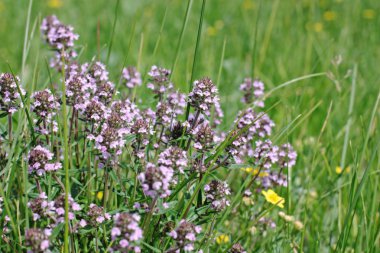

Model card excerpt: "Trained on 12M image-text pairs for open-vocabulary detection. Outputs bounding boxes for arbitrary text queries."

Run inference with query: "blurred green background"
[0,0,379,251]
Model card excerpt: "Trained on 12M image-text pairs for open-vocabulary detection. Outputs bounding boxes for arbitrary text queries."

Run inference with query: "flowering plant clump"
[0,16,300,253]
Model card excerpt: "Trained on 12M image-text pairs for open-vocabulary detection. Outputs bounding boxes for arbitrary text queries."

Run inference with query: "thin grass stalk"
[185,0,207,120]
[60,50,71,253]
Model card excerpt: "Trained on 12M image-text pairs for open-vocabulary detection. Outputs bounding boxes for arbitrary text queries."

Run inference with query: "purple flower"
[122,66,142,89]
[25,228,51,253]
[253,140,279,169]
[147,65,173,96]
[240,78,265,107]
[158,146,188,174]
[188,77,219,114]
[87,203,111,225]
[28,146,61,176]
[41,15,79,50]
[169,220,202,252]
[138,163,174,198]
[111,212,142,252]
[204,180,231,211]
[0,73,25,114]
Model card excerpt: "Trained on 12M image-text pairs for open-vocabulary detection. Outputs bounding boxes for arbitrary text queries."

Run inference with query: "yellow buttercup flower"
[96,191,104,200]
[242,0,255,11]
[241,167,268,177]
[207,26,217,37]
[48,0,63,9]
[323,11,337,21]
[363,9,375,20]
[216,234,229,244]
[262,189,285,208]
[336,166,350,174]
[314,22,323,33]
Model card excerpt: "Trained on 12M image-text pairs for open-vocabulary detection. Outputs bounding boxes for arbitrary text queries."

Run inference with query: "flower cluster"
[138,162,174,198]
[147,65,173,96]
[188,77,219,113]
[31,89,60,134]
[204,180,231,211]
[41,15,79,50]
[169,220,202,252]
[253,140,279,169]
[87,204,111,225]
[158,146,188,174]
[28,192,56,221]
[230,243,247,253]
[0,73,25,114]
[122,66,142,89]
[240,78,265,107]
[41,15,79,70]
[25,228,51,253]
[28,146,61,176]
[111,212,143,252]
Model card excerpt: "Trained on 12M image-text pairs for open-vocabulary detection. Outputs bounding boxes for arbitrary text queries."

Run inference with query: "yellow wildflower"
[48,0,63,9]
[241,167,268,177]
[96,191,104,200]
[262,189,285,208]
[314,22,323,33]
[363,9,375,20]
[242,0,255,10]
[336,166,350,174]
[216,234,229,244]
[323,11,337,21]
[207,26,217,37]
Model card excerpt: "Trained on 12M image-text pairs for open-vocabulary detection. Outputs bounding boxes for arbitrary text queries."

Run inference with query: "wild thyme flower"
[95,81,115,105]
[108,99,141,129]
[28,146,62,176]
[240,78,265,107]
[192,122,214,151]
[131,118,153,158]
[111,212,143,253]
[122,66,142,89]
[167,91,187,115]
[261,171,287,188]
[41,15,78,50]
[87,203,111,225]
[277,143,297,169]
[158,146,188,174]
[0,73,25,114]
[53,194,81,223]
[65,73,91,109]
[83,61,109,85]
[188,77,219,113]
[226,129,247,163]
[88,123,126,162]
[156,101,174,126]
[81,98,108,123]
[147,65,173,95]
[31,89,59,120]
[229,243,247,253]
[50,50,78,72]
[25,228,52,253]
[28,192,56,221]
[253,140,279,169]
[138,163,174,198]
[236,108,274,140]
[204,180,231,211]
[169,220,202,252]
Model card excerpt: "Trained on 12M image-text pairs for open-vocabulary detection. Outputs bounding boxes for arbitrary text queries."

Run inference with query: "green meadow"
[0,0,379,252]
